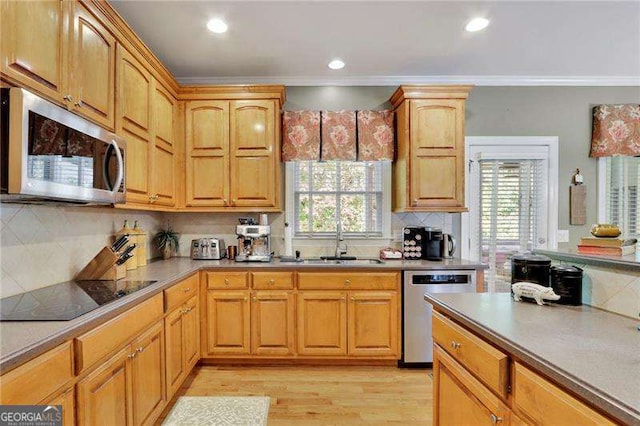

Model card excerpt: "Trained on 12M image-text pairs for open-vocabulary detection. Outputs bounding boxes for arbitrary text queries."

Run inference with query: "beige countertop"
[0,256,485,374]
[424,292,640,425]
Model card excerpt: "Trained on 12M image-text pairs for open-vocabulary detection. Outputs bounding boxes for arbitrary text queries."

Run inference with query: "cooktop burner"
[0,280,157,321]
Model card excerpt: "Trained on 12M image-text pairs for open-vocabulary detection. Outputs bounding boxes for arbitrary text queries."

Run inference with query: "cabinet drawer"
[252,272,294,289]
[432,311,509,399]
[0,341,73,404]
[298,272,398,290]
[206,271,249,289]
[75,294,163,374]
[164,273,199,312]
[513,362,615,425]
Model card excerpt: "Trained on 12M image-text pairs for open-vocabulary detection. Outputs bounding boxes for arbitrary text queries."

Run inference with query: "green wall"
[284,85,640,247]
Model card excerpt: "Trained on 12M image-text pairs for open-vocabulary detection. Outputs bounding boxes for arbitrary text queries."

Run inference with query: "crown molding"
[176,75,640,87]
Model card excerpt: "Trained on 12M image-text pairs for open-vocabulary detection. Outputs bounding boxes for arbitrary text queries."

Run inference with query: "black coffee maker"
[423,227,443,261]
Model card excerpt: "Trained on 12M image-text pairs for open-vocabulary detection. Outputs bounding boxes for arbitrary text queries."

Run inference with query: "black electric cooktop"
[0,280,157,321]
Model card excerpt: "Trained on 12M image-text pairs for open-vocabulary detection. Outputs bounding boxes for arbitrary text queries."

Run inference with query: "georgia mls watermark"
[0,405,62,426]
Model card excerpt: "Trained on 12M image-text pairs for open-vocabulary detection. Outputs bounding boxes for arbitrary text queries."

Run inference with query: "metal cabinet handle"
[268,279,275,285]
[224,279,230,285]
[345,279,351,286]
[252,297,257,301]
[232,199,237,205]
[244,297,248,301]
[490,414,503,424]
[350,297,355,301]
[136,347,144,353]
[223,199,228,205]
[128,353,136,359]
[451,341,461,350]
[341,297,346,301]
[184,287,191,292]
[74,99,83,107]
[63,94,73,102]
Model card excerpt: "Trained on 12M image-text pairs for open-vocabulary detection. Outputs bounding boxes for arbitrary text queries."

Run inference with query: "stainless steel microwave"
[0,88,126,204]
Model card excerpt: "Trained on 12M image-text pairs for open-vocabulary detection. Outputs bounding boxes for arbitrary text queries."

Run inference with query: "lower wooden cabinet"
[76,321,165,426]
[348,291,398,357]
[433,344,510,425]
[46,388,75,426]
[251,291,295,356]
[165,295,200,399]
[297,291,347,356]
[205,290,251,355]
[297,290,399,358]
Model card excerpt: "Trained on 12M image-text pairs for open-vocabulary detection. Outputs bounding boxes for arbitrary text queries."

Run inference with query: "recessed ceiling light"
[465,17,489,32]
[207,18,228,34]
[328,59,345,70]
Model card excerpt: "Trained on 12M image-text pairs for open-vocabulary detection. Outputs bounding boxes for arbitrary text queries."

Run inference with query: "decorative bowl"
[590,224,622,238]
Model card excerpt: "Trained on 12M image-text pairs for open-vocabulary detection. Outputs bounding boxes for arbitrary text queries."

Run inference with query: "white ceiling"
[110,1,640,86]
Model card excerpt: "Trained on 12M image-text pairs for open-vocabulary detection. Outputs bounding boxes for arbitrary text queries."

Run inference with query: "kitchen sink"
[302,258,385,265]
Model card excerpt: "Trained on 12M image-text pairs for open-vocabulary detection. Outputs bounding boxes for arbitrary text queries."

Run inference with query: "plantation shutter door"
[605,157,640,237]
[477,157,547,292]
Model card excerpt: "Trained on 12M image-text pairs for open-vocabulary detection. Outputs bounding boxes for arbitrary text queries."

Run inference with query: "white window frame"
[461,136,559,261]
[597,157,639,236]
[285,161,392,245]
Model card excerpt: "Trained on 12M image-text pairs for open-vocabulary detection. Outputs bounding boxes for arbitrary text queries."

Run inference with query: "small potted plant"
[154,225,180,260]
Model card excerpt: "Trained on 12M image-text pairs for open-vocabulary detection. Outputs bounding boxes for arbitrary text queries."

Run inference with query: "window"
[286,161,391,238]
[598,156,640,237]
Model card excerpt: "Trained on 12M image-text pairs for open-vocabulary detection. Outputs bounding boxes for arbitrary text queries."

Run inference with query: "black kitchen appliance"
[423,227,443,261]
[550,265,583,305]
[511,254,551,286]
[0,280,157,321]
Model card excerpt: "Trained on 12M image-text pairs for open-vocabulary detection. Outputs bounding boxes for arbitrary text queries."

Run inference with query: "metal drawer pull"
[184,287,191,292]
[128,353,136,359]
[450,341,461,350]
[490,414,503,424]
[224,279,230,285]
[345,279,351,285]
[268,279,275,285]
[136,347,144,353]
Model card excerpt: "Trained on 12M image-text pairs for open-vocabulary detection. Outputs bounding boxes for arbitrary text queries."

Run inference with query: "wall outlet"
[557,229,570,243]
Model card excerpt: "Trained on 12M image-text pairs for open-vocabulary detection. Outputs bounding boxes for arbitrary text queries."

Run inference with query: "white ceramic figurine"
[512,282,561,306]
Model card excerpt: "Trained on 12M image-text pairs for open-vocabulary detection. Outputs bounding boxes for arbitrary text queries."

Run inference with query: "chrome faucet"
[335,222,347,259]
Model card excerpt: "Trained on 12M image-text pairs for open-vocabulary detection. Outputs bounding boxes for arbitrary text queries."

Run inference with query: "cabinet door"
[229,100,277,208]
[205,290,250,355]
[150,80,177,207]
[251,291,295,356]
[69,1,116,129]
[183,295,200,370]
[0,0,66,102]
[45,388,75,426]
[348,291,399,357]
[164,306,184,400]
[130,322,165,426]
[117,45,152,205]
[433,345,509,426]
[77,347,130,426]
[185,100,230,207]
[409,99,465,210]
[297,291,347,356]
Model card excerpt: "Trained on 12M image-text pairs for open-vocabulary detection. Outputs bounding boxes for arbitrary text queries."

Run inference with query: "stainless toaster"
[191,238,227,260]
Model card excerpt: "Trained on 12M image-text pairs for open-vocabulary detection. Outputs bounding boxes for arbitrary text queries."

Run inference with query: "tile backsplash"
[0,204,162,298]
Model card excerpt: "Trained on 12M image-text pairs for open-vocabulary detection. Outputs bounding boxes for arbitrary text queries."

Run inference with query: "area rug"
[162,396,270,426]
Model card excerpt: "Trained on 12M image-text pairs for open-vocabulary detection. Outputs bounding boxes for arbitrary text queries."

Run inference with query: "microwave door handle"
[103,140,124,194]
[103,143,114,190]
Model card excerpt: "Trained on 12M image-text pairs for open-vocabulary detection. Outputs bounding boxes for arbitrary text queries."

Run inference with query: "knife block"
[76,247,126,281]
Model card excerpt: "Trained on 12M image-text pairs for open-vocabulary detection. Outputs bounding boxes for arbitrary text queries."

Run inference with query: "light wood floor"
[157,365,433,425]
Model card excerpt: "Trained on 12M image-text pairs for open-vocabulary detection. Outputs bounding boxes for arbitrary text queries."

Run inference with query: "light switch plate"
[557,230,569,242]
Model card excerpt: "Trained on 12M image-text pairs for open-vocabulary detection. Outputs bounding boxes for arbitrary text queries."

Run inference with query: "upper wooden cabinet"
[1,0,117,129]
[390,85,472,212]
[181,87,285,212]
[117,45,178,209]
[68,1,116,130]
[0,0,67,102]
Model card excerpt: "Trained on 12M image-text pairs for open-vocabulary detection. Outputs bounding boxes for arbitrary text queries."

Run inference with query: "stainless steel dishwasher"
[401,270,476,367]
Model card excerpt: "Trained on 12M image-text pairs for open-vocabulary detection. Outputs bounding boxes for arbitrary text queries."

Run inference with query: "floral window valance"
[590,104,640,157]
[282,110,394,162]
